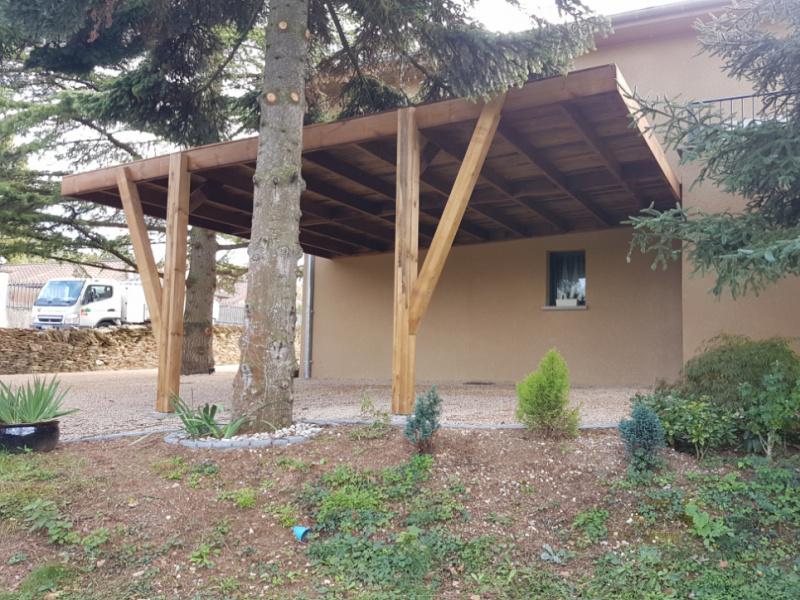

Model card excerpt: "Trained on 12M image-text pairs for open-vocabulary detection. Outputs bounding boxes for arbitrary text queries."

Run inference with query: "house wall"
[576,28,800,359]
[309,17,800,386]
[312,229,682,385]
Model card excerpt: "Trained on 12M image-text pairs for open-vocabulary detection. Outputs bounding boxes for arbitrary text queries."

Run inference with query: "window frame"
[82,284,114,305]
[545,250,587,310]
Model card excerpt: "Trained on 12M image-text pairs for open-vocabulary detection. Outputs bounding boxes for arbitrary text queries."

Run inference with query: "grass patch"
[0,564,78,600]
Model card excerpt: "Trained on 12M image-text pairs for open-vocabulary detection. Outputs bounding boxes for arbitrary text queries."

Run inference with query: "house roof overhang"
[61,64,681,259]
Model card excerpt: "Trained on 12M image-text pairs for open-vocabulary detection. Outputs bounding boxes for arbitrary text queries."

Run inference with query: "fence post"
[0,272,8,328]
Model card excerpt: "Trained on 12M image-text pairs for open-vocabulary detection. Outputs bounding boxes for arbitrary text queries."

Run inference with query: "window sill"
[541,305,588,311]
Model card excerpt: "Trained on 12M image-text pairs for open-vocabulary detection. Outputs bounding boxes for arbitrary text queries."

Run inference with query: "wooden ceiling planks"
[60,64,681,258]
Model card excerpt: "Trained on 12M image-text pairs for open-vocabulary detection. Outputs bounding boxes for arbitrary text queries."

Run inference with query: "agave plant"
[173,397,247,440]
[0,377,77,425]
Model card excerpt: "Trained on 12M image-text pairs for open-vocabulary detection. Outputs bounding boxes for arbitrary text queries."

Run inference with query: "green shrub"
[516,348,578,437]
[619,402,665,474]
[404,387,442,453]
[636,390,736,459]
[683,335,800,408]
[739,362,800,459]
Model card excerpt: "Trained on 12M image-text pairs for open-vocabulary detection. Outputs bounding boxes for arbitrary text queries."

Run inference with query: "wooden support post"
[156,153,190,413]
[116,167,163,332]
[392,108,421,415]
[408,94,505,335]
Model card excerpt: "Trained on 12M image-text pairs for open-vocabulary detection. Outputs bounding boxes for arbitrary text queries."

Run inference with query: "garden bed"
[1,427,798,599]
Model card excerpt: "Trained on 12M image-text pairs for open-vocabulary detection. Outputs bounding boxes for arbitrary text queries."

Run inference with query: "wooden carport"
[60,64,681,415]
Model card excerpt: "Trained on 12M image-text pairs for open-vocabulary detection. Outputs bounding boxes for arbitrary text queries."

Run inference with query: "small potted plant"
[0,377,76,453]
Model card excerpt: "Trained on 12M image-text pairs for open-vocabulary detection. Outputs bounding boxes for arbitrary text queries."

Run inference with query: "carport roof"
[61,64,680,259]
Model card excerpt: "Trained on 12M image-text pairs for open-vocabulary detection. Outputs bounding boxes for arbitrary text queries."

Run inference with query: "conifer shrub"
[404,387,442,453]
[619,402,665,474]
[516,349,578,437]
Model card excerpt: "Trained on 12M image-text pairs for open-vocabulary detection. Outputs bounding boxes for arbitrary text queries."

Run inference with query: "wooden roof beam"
[422,136,569,233]
[302,174,436,243]
[356,142,506,241]
[496,125,614,227]
[559,102,643,208]
[299,228,380,254]
[305,151,489,242]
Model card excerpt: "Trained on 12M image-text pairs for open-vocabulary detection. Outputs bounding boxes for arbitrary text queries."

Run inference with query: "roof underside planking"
[61,64,681,260]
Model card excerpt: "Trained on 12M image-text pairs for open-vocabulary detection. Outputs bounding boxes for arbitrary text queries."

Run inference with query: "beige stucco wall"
[577,29,800,359]
[312,229,682,385]
[308,22,799,387]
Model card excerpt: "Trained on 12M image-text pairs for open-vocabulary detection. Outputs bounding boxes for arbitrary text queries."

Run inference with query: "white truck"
[30,278,150,329]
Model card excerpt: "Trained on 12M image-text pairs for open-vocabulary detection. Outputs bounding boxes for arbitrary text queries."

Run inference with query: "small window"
[548,251,586,307]
[83,285,113,305]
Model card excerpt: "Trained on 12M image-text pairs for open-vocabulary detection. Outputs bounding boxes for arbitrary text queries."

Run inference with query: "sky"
[473,0,677,30]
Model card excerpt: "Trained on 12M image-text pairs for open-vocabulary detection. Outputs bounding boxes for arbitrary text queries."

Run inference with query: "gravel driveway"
[1,366,643,440]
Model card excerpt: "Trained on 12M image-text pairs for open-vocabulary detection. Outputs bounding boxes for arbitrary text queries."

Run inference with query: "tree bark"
[181,227,218,375]
[232,0,308,431]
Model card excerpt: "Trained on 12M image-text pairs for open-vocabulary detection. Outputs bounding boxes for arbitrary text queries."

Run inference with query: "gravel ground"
[1,366,645,440]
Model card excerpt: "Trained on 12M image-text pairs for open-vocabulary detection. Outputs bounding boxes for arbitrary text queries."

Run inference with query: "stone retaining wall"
[0,326,241,375]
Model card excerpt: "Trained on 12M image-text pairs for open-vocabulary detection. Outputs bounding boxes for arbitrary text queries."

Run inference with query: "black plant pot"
[0,421,60,453]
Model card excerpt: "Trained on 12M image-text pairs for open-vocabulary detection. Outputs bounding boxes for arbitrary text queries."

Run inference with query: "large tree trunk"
[232,0,308,431]
[181,227,218,375]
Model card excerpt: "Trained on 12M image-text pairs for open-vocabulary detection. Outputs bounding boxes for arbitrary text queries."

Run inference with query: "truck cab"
[31,278,125,329]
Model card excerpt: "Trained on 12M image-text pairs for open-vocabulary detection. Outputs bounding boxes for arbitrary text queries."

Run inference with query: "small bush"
[349,395,391,440]
[404,387,442,453]
[516,349,578,437]
[619,402,665,474]
[683,335,800,408]
[636,390,736,459]
[739,362,800,459]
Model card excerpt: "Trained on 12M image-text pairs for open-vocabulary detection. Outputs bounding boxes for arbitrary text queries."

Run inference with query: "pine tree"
[0,0,262,370]
[627,0,800,298]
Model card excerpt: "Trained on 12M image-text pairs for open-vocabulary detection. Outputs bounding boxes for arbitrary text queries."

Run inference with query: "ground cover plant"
[1,424,799,599]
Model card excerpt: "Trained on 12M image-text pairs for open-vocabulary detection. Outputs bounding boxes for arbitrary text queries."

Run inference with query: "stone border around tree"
[164,431,313,449]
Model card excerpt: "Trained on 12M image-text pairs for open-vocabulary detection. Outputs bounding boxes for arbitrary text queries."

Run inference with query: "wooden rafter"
[496,125,614,227]
[356,141,520,238]
[302,174,436,243]
[559,102,642,207]
[424,136,569,233]
[304,152,493,242]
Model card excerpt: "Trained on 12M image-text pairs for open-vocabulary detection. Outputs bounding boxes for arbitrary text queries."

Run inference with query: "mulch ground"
[0,427,696,598]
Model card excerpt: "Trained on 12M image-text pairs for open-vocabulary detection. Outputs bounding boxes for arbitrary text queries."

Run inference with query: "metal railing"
[698,90,795,126]
[216,305,246,326]
[6,282,44,328]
